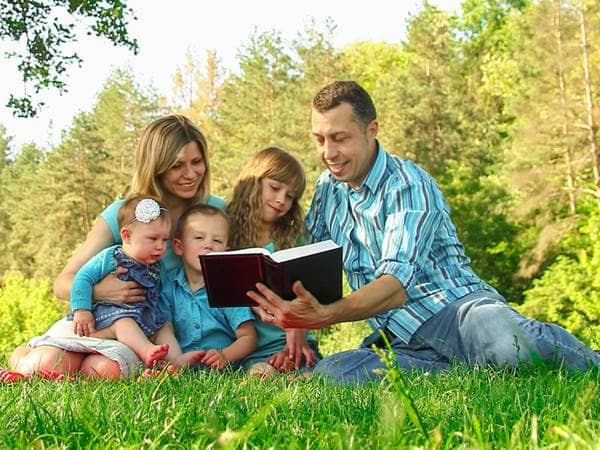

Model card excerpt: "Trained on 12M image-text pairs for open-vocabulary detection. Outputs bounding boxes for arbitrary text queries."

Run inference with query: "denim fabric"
[93,247,167,336]
[313,290,600,384]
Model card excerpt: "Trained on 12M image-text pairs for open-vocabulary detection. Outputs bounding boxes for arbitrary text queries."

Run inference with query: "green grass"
[1,366,598,449]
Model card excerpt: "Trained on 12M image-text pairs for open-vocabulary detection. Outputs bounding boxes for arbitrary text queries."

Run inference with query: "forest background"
[0,0,599,357]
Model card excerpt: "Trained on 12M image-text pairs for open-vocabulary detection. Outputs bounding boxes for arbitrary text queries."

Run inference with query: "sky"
[0,0,463,150]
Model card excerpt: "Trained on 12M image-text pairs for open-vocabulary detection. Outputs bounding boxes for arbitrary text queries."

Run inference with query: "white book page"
[205,247,270,257]
[270,240,340,263]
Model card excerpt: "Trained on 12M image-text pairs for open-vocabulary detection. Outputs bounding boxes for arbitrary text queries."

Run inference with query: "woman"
[9,114,224,379]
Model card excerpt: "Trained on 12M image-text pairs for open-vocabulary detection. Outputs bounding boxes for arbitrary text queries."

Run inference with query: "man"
[248,81,600,383]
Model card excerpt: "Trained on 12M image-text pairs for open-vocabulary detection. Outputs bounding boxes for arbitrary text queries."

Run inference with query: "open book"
[199,240,343,307]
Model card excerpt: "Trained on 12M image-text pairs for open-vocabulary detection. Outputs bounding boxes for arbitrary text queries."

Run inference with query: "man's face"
[311,102,378,189]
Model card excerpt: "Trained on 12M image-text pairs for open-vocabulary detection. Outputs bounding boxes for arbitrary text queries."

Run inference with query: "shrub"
[0,272,67,359]
[518,210,600,348]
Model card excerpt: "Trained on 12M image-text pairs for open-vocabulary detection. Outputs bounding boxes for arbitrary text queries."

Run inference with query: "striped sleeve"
[375,179,442,290]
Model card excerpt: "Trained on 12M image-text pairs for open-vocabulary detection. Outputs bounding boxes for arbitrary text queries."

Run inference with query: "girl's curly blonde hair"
[227,147,306,251]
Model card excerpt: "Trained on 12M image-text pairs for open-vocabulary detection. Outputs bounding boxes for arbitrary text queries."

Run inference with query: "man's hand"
[92,267,146,303]
[247,281,334,329]
[72,309,95,336]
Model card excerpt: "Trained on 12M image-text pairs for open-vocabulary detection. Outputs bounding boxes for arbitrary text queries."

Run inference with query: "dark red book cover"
[199,240,343,308]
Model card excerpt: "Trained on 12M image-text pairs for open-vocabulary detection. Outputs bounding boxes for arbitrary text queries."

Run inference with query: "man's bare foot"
[171,350,206,373]
[143,344,169,367]
[249,362,278,380]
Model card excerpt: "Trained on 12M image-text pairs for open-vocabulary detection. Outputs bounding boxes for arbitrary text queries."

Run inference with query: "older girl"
[226,147,320,376]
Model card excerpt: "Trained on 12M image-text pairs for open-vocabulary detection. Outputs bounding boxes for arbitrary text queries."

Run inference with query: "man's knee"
[459,301,528,365]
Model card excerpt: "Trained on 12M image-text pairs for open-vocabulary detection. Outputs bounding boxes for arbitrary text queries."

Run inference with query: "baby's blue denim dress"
[93,247,167,336]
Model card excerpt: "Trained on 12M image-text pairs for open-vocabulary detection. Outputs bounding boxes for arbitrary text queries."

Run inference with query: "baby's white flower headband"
[128,198,167,225]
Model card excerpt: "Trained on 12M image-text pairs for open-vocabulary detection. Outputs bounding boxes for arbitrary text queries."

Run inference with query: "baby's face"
[178,213,229,273]
[125,219,171,265]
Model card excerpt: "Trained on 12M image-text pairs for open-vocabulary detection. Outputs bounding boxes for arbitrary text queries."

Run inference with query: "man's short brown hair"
[312,81,377,127]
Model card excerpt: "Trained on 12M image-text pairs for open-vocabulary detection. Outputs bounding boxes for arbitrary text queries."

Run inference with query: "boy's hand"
[73,309,95,336]
[201,349,229,370]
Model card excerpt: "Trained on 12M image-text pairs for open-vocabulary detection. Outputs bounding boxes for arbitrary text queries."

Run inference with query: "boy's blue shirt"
[158,266,254,353]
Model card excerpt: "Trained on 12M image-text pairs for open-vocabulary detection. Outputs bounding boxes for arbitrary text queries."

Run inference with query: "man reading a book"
[247,80,600,383]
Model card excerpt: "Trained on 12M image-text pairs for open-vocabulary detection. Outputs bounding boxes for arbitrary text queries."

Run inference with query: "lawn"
[1,364,598,449]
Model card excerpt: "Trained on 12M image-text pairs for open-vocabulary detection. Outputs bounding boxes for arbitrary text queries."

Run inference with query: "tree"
[0,143,46,276]
[90,68,162,198]
[213,30,302,196]
[0,0,138,117]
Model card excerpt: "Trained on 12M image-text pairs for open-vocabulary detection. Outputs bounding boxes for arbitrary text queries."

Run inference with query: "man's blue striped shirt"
[305,144,496,343]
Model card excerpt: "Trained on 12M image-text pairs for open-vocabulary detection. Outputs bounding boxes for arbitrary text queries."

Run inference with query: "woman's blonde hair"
[129,115,211,203]
[227,147,306,250]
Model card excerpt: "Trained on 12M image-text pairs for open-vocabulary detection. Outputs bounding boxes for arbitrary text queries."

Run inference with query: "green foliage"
[1,0,138,117]
[519,208,600,347]
[0,69,162,280]
[316,321,372,356]
[0,272,66,358]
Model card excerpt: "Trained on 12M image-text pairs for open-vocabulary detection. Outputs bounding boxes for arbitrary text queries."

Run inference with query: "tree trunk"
[555,1,577,214]
[578,2,600,205]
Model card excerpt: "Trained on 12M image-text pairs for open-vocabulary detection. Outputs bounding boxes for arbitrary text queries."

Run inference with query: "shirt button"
[194,323,200,329]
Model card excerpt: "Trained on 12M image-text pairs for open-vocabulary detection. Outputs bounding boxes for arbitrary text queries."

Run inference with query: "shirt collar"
[332,140,386,194]
[173,266,207,296]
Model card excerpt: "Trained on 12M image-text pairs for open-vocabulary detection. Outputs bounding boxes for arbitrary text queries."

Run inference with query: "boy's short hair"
[312,80,377,128]
[118,195,169,230]
[174,204,230,242]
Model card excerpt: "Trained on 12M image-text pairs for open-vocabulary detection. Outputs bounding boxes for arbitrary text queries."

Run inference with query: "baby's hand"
[201,349,229,370]
[72,309,95,336]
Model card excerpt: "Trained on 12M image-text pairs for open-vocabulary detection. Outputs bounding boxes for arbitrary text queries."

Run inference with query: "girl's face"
[259,177,296,225]
[122,219,171,265]
[174,213,229,274]
[159,141,206,201]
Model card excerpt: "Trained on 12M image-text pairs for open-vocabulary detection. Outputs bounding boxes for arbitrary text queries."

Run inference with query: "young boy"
[156,204,257,370]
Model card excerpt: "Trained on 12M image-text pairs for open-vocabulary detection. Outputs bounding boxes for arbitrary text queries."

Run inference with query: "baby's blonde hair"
[227,147,306,250]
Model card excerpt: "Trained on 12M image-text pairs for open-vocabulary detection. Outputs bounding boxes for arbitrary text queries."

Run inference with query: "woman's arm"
[53,218,146,303]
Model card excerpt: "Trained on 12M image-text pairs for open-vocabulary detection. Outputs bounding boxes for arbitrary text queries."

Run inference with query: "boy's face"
[174,213,229,274]
[121,219,171,265]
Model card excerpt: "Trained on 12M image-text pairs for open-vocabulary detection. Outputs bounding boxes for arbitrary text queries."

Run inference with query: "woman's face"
[259,177,296,225]
[159,141,206,201]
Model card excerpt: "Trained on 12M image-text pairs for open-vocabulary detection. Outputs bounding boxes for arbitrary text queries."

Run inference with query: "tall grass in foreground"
[1,366,598,448]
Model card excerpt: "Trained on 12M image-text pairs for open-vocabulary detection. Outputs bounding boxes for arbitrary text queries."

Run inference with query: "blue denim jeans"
[313,291,600,384]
